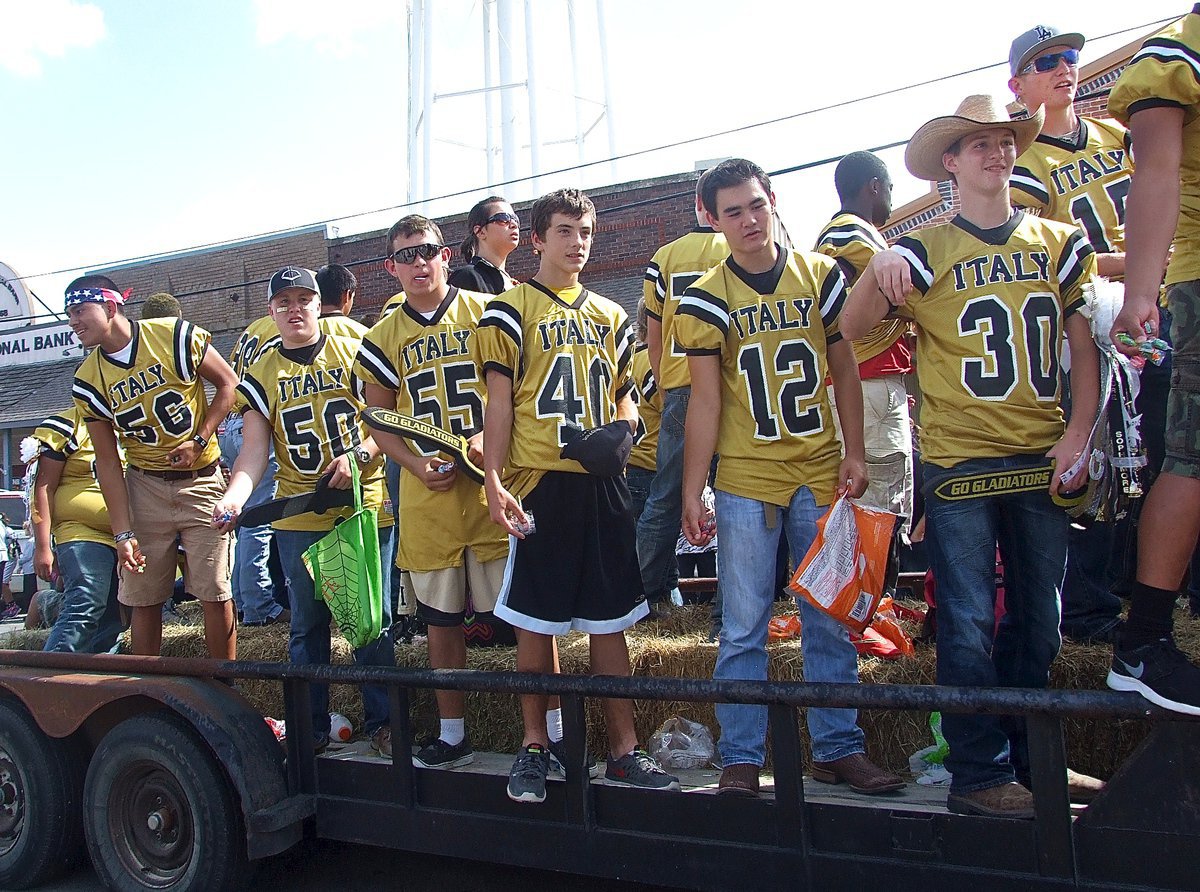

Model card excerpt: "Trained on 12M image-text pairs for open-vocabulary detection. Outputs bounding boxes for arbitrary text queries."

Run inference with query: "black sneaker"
[413,737,475,769]
[605,749,680,791]
[547,738,600,779]
[507,744,550,803]
[1108,637,1200,715]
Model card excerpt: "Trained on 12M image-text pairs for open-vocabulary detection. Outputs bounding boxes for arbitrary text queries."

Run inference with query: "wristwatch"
[193,434,209,449]
[353,446,371,465]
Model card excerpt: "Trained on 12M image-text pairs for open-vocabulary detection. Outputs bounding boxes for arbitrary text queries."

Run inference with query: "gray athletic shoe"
[507,744,550,803]
[605,749,680,791]
[547,738,601,779]
[413,737,475,769]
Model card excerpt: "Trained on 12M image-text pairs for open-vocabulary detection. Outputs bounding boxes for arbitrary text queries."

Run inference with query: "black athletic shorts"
[494,471,647,635]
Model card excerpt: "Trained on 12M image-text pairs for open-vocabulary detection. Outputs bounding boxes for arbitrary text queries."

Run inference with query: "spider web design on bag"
[303,530,373,649]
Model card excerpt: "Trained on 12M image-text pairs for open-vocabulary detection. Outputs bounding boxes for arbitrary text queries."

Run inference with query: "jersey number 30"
[958,293,1059,401]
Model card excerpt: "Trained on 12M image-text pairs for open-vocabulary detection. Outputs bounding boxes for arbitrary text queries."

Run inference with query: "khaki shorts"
[120,466,232,607]
[402,549,505,627]
[830,374,914,525]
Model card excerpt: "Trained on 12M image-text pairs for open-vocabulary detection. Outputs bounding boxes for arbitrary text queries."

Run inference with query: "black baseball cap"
[560,420,634,477]
[267,266,319,300]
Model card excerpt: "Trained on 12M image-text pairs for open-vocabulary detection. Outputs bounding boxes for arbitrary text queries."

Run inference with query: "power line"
[11,15,1172,289]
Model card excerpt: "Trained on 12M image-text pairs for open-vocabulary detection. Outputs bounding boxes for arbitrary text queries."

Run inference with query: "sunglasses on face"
[484,212,520,226]
[1022,48,1079,74]
[390,243,445,264]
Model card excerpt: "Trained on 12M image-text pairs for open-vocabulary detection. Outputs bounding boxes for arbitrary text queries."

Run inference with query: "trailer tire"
[0,698,85,889]
[84,711,249,892]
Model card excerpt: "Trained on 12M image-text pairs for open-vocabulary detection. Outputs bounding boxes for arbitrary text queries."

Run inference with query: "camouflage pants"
[1164,278,1200,479]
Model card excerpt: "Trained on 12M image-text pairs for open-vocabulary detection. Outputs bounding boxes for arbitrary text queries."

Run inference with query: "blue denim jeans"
[714,486,864,767]
[275,525,395,737]
[922,456,1066,793]
[43,540,122,654]
[636,387,689,601]
[628,464,679,601]
[219,415,282,624]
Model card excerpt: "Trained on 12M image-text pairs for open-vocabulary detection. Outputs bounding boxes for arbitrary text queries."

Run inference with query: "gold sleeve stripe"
[893,240,934,293]
[238,376,270,418]
[356,338,400,389]
[1010,166,1051,204]
[677,287,730,336]
[479,300,523,349]
[72,379,113,422]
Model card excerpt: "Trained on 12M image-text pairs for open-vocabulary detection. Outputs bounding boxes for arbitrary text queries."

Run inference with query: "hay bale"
[6,598,1196,779]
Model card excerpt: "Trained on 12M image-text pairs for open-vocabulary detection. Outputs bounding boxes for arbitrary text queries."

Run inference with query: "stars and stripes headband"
[64,287,131,307]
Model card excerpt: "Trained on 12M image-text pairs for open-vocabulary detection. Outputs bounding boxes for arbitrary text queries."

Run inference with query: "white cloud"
[254,0,407,57]
[0,0,105,77]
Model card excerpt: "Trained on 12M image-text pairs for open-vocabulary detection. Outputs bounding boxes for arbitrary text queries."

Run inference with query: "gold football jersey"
[475,280,634,497]
[1011,116,1132,255]
[674,250,847,508]
[628,344,661,472]
[379,291,406,320]
[890,211,1097,467]
[228,315,280,377]
[814,211,908,364]
[644,228,730,391]
[353,287,507,571]
[319,313,369,341]
[1109,6,1200,285]
[73,318,223,471]
[33,406,116,546]
[238,334,389,532]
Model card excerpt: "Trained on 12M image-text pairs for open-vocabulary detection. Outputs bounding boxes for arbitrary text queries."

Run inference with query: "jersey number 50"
[280,398,360,473]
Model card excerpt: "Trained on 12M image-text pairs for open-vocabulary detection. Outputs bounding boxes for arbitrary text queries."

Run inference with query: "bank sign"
[0,260,84,366]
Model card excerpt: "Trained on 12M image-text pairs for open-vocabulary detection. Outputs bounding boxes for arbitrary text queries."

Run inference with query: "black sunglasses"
[1022,48,1079,74]
[390,243,445,264]
[484,212,520,226]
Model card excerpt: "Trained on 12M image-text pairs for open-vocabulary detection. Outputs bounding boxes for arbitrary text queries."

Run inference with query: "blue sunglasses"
[1022,48,1079,74]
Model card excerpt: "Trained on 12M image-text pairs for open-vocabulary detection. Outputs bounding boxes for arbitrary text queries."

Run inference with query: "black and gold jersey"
[353,288,506,572]
[73,318,223,471]
[890,211,1096,467]
[33,406,115,546]
[629,344,660,472]
[814,211,908,364]
[379,291,406,320]
[1109,5,1200,285]
[643,227,730,391]
[1010,116,1132,255]
[319,314,369,341]
[475,280,634,497]
[238,334,389,532]
[228,316,280,377]
[674,249,847,508]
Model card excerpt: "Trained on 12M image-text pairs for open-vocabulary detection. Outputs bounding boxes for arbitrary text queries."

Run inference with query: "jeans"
[636,387,689,602]
[922,456,1066,793]
[628,464,680,602]
[384,459,406,617]
[1060,521,1121,639]
[275,525,396,737]
[713,486,864,766]
[220,415,282,624]
[43,541,122,654]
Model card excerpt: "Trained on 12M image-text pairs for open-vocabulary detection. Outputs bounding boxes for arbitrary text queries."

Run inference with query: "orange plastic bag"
[870,597,915,657]
[850,627,901,660]
[768,615,802,641]
[789,495,900,634]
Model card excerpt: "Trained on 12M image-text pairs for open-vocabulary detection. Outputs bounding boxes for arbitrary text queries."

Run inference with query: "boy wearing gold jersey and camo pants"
[639,180,730,616]
[217,266,395,754]
[844,97,1101,817]
[1107,6,1200,714]
[478,189,678,804]
[1009,24,1139,645]
[220,312,286,626]
[70,275,239,658]
[355,215,508,769]
[678,159,902,799]
[31,406,123,654]
[815,151,913,525]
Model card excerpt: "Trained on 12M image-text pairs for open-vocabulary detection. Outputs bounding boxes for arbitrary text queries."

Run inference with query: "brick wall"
[94,227,329,335]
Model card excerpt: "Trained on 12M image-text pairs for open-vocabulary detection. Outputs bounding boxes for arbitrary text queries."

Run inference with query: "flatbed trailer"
[0,649,1197,892]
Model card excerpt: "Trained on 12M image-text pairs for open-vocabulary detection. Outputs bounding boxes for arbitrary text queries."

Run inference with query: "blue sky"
[0,0,1186,316]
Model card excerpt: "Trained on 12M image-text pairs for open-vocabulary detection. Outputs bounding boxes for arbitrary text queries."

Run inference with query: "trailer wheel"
[84,712,249,892]
[0,698,84,889]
